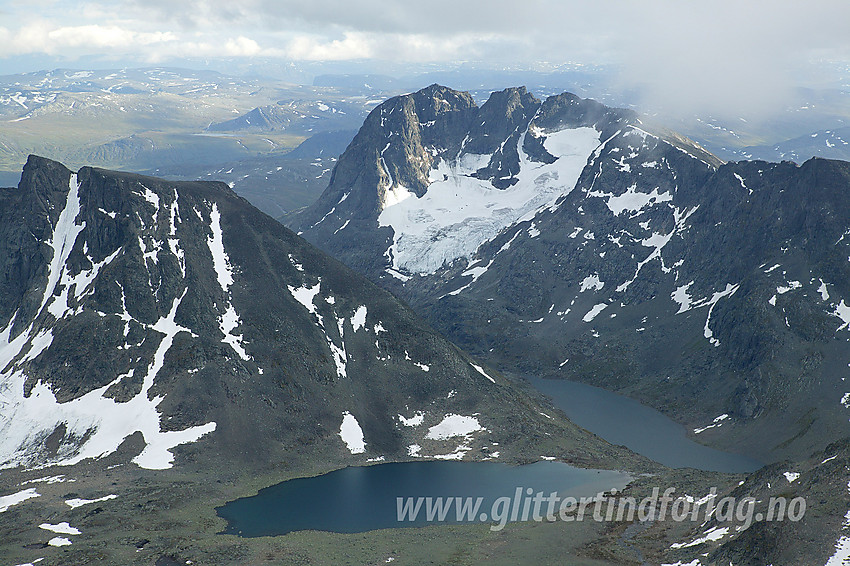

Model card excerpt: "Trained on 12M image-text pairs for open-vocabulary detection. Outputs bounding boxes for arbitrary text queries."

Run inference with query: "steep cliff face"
[414,153,850,461]
[290,85,655,277]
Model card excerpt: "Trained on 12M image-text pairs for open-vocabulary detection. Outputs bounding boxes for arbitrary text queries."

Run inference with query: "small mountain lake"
[216,461,631,537]
[527,377,762,473]
[217,378,760,537]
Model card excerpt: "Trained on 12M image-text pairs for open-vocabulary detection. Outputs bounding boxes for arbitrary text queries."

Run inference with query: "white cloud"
[0,21,177,57]
[284,32,375,61]
[279,31,496,62]
[608,0,850,118]
[0,0,848,120]
[5,1,849,70]
[0,20,287,62]
[224,36,264,57]
[48,25,177,49]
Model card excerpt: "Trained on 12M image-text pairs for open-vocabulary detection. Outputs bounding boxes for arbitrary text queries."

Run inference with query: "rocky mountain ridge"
[291,85,850,465]
[0,155,627,474]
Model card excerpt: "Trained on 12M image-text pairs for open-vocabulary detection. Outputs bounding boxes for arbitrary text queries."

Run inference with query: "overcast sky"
[2,1,849,116]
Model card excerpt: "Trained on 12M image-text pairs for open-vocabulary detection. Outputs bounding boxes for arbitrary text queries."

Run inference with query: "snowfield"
[378,126,601,274]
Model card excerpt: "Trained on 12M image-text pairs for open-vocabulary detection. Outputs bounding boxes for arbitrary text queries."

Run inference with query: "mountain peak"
[290,84,850,469]
[290,87,649,276]
[482,85,537,107]
[1,157,616,473]
[374,84,476,118]
[17,154,73,212]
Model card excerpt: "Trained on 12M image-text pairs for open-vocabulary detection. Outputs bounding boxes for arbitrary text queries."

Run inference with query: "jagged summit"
[290,84,688,277]
[319,84,477,215]
[281,86,850,562]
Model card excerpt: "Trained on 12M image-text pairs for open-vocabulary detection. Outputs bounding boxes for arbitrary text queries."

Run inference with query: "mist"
[1,0,849,122]
[610,1,850,122]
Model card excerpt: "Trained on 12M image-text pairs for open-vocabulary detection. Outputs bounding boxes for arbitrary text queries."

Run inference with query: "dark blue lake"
[216,461,631,536]
[527,377,762,473]
[217,377,760,537]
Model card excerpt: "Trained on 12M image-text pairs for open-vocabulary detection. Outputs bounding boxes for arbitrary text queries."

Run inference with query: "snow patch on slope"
[693,414,728,434]
[670,526,730,549]
[703,284,740,347]
[287,279,348,378]
[580,274,604,292]
[834,300,850,331]
[583,303,608,322]
[339,411,366,454]
[617,231,675,293]
[65,494,117,508]
[398,412,424,427]
[425,414,483,440]
[40,522,81,535]
[351,305,368,332]
[589,184,673,216]
[0,287,217,471]
[0,488,40,512]
[39,174,85,316]
[470,362,496,383]
[0,176,216,471]
[672,282,695,313]
[783,471,800,483]
[207,203,250,360]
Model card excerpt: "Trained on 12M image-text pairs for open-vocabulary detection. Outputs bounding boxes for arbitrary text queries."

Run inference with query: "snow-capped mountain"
[291,85,660,273]
[0,155,618,473]
[291,84,850,465]
[287,83,850,564]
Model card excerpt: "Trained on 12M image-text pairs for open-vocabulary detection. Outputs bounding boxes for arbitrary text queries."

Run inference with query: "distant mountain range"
[206,101,364,134]
[0,67,378,176]
[737,126,850,162]
[145,130,358,220]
